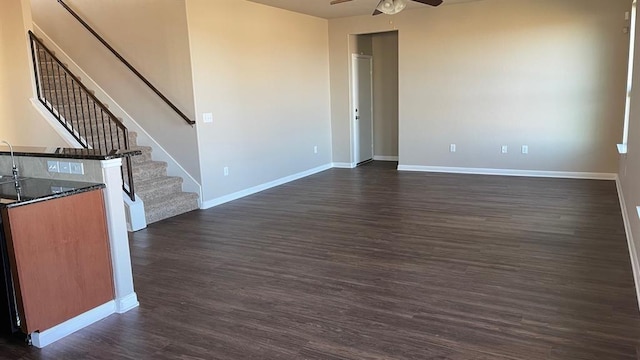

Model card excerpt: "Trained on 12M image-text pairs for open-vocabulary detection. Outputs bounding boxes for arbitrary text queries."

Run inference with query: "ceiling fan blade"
[411,0,444,6]
[330,0,353,5]
[373,0,384,15]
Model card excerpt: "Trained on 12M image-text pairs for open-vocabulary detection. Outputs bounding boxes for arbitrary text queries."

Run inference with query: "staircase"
[31,33,199,225]
[127,133,199,224]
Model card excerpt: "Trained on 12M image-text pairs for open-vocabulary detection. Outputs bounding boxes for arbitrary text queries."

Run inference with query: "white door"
[352,55,374,164]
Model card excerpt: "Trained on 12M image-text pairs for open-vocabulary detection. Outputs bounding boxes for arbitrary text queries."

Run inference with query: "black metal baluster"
[91,102,99,151]
[70,79,82,142]
[41,47,53,107]
[29,37,42,101]
[62,72,77,142]
[108,118,115,152]
[88,94,97,149]
[78,90,89,148]
[53,63,65,123]
[45,53,56,115]
[99,109,107,151]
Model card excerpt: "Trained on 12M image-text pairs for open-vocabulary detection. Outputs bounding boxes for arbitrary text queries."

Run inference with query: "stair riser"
[129,164,167,183]
[129,132,138,145]
[138,182,183,203]
[131,152,152,164]
[145,196,199,224]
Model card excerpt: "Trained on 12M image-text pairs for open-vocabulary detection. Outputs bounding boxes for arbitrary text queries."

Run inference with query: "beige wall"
[0,0,65,147]
[372,31,399,158]
[619,0,640,294]
[185,0,332,202]
[31,0,200,180]
[330,0,628,172]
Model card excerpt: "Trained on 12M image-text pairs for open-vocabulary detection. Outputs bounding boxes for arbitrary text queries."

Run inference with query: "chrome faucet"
[0,140,19,182]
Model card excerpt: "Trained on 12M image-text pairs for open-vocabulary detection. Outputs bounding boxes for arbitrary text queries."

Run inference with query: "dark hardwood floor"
[2,161,640,359]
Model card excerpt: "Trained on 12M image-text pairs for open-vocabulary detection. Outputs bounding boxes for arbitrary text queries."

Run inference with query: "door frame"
[350,54,374,166]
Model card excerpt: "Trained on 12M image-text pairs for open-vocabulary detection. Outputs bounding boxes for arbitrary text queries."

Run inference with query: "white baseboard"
[332,162,357,169]
[115,292,139,313]
[31,300,116,348]
[397,165,617,180]
[201,164,332,209]
[373,156,399,161]
[615,177,640,311]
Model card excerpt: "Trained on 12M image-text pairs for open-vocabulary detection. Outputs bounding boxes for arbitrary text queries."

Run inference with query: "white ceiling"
[246,0,480,19]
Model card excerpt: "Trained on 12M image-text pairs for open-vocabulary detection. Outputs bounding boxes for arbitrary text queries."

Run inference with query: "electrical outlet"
[47,160,59,173]
[521,145,529,154]
[450,144,456,153]
[69,162,84,175]
[203,113,213,123]
[501,145,508,154]
[224,167,229,176]
[314,146,318,154]
[59,161,71,174]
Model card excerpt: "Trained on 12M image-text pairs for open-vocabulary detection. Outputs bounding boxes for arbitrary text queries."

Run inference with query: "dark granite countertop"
[0,146,140,160]
[0,178,105,209]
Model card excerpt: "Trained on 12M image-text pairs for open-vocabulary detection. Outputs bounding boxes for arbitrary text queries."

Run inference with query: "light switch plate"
[203,113,213,123]
[59,161,71,174]
[69,162,84,175]
[47,160,59,173]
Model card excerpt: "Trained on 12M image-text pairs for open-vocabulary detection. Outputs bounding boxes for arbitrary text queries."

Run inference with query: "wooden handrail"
[56,0,196,126]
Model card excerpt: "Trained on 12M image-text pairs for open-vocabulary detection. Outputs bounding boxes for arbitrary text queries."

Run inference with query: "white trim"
[30,99,79,147]
[332,162,357,169]
[33,24,203,204]
[373,155,399,161]
[123,193,146,232]
[115,292,139,314]
[618,143,629,154]
[201,164,332,209]
[31,300,116,348]
[100,159,139,313]
[397,165,617,180]
[184,3,206,203]
[351,54,374,165]
[615,177,640,311]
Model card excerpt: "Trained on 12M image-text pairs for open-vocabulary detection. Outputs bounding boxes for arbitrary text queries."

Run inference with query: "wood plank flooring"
[2,161,640,359]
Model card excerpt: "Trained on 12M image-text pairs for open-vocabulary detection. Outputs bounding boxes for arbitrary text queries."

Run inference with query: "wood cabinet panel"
[2,189,114,333]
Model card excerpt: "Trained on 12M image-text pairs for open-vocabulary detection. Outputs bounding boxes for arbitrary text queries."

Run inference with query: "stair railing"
[28,31,136,201]
[56,0,196,126]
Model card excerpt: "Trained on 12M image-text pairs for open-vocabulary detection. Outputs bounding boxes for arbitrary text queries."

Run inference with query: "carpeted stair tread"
[135,176,184,202]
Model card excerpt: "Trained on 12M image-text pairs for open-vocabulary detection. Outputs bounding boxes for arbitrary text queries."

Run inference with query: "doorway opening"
[351,31,399,167]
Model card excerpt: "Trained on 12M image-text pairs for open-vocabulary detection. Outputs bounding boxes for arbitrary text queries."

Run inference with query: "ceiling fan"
[330,0,443,16]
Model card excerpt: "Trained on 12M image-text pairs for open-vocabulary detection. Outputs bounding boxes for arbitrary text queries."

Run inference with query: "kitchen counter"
[0,178,104,209]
